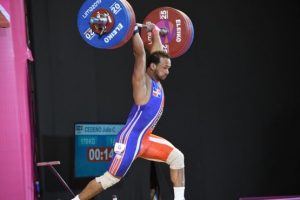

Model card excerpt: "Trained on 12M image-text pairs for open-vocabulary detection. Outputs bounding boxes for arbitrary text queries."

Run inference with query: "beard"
[155,74,167,81]
[160,75,167,81]
[154,71,168,81]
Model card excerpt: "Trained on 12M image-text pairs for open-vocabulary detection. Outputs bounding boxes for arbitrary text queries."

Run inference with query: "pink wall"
[0,0,34,199]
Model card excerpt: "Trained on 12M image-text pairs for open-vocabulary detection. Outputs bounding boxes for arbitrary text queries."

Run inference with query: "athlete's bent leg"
[167,148,185,200]
[138,134,186,200]
[167,148,185,186]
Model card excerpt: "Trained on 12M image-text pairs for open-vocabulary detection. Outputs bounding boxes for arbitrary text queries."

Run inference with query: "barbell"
[77,0,194,58]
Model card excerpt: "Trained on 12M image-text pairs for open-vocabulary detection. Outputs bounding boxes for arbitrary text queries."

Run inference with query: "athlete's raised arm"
[131,26,148,105]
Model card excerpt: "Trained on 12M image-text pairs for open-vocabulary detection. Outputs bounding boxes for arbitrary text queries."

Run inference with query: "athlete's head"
[147,51,171,81]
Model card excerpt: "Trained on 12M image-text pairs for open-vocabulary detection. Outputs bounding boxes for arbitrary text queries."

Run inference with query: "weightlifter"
[72,23,186,200]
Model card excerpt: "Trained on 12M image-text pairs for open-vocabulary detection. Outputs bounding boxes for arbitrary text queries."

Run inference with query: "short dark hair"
[147,51,170,68]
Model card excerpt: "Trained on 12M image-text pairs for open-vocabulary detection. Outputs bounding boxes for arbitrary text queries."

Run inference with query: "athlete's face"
[154,57,171,81]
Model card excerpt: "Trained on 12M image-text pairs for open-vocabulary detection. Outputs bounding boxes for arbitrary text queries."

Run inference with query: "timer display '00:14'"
[87,147,114,162]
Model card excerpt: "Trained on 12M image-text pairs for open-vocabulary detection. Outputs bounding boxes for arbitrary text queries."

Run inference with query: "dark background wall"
[26,0,300,199]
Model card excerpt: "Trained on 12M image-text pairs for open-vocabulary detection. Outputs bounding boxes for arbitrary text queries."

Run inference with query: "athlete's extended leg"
[72,171,121,200]
[75,179,103,200]
[138,134,185,200]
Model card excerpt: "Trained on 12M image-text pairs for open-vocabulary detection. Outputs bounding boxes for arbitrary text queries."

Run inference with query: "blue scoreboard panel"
[74,123,124,177]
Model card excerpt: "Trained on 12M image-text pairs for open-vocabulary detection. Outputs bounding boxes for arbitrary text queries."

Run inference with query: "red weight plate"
[140,7,192,58]
[167,9,190,57]
[175,9,194,57]
[170,9,193,57]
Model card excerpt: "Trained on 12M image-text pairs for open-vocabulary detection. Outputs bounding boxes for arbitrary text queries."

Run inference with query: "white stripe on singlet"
[122,99,165,175]
[118,106,141,143]
[109,110,142,173]
[149,136,174,147]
